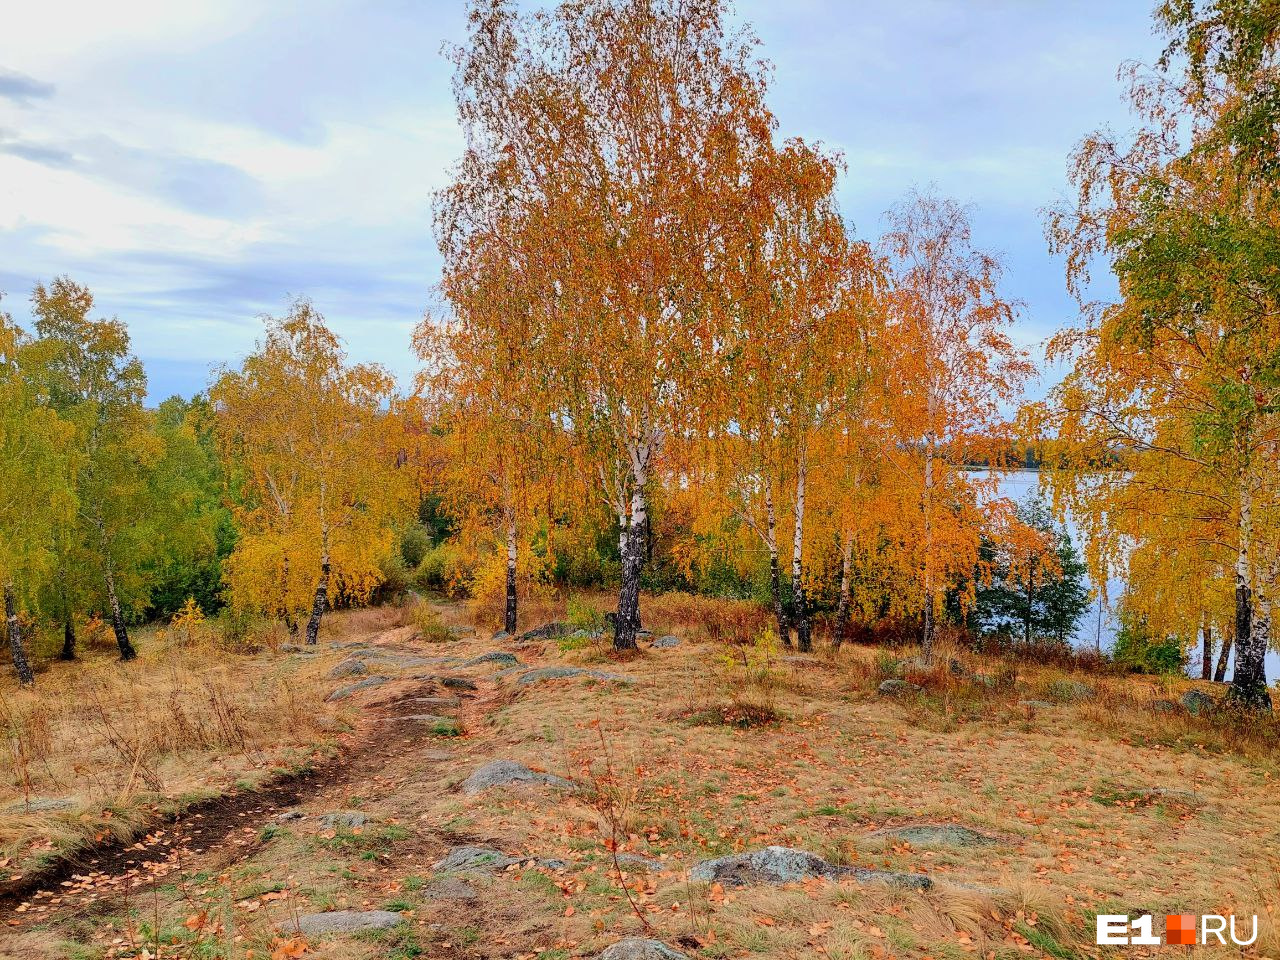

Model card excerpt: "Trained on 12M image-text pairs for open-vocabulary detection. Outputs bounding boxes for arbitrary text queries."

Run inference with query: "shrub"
[565,595,606,633]
[1111,617,1186,675]
[413,543,472,597]
[410,601,452,643]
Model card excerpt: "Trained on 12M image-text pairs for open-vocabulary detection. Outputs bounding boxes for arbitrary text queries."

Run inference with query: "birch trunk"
[504,508,518,635]
[1229,478,1270,707]
[1200,614,1213,682]
[1214,632,1233,683]
[305,560,329,645]
[5,583,33,686]
[790,457,811,653]
[765,479,788,646]
[834,527,853,650]
[102,561,136,661]
[921,436,936,662]
[614,487,647,651]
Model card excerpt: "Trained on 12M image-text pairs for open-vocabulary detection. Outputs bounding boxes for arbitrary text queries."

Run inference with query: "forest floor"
[0,598,1278,959]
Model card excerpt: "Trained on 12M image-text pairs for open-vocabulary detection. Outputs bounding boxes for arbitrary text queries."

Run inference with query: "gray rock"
[405,695,463,709]
[894,657,930,676]
[275,810,305,822]
[878,678,922,696]
[600,938,689,960]
[318,811,371,831]
[514,666,633,686]
[326,676,390,701]
[447,625,475,637]
[424,876,478,901]
[614,853,665,871]
[329,657,369,679]
[518,621,569,641]
[652,635,681,648]
[1181,690,1216,715]
[491,630,512,642]
[280,643,302,653]
[689,845,931,891]
[460,651,522,668]
[433,845,519,872]
[293,910,403,936]
[434,675,479,691]
[1151,699,1178,713]
[5,796,75,813]
[866,824,999,848]
[328,641,371,650]
[461,759,574,795]
[1048,679,1096,702]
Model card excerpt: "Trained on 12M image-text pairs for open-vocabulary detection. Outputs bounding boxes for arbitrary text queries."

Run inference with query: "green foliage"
[1111,614,1187,675]
[969,495,1090,644]
[565,596,605,632]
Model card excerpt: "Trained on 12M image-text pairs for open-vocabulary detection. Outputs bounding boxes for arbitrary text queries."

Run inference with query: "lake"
[986,469,1280,682]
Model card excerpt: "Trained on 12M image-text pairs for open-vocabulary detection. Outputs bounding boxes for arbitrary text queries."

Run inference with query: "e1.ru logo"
[1097,913,1257,946]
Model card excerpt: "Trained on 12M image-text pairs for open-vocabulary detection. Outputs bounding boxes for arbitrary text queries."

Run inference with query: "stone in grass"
[425,876,478,901]
[5,796,75,813]
[878,678,922,696]
[491,629,512,642]
[1151,699,1178,713]
[433,845,519,872]
[1181,690,1216,715]
[652,635,681,648]
[461,759,575,795]
[600,938,689,960]
[318,811,371,831]
[292,910,403,937]
[328,657,368,679]
[460,651,522,668]
[514,666,633,686]
[433,675,479,691]
[1047,679,1096,702]
[689,845,932,891]
[517,621,570,642]
[326,676,390,701]
[612,853,666,872]
[866,824,999,848]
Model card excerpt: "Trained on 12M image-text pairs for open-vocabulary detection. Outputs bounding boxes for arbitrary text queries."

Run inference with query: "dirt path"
[0,616,513,936]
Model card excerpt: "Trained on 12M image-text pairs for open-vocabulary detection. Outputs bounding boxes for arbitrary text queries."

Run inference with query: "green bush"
[399,524,432,570]
[1111,616,1186,675]
[565,596,605,633]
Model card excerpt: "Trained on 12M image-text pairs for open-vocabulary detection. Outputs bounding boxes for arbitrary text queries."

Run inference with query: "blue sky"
[0,0,1162,401]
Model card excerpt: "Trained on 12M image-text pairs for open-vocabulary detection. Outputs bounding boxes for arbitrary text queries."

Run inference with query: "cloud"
[0,131,262,217]
[0,67,54,105]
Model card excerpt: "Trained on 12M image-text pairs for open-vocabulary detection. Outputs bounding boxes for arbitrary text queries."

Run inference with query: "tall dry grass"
[0,624,333,873]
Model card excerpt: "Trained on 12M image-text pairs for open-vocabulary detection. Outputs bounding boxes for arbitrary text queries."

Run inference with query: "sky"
[0,0,1164,402]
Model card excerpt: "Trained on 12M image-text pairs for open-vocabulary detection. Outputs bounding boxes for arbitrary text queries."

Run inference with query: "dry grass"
[0,617,346,881]
[7,593,1280,959]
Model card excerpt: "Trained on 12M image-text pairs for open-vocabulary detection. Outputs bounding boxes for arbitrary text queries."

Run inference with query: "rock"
[328,657,369,679]
[293,910,403,937]
[514,666,633,686]
[1018,699,1056,710]
[280,643,302,653]
[447,625,475,637]
[460,651,522,668]
[600,938,689,960]
[1181,690,1215,715]
[326,676,390,701]
[405,695,463,710]
[275,810,305,822]
[461,759,574,795]
[5,796,75,813]
[329,641,371,650]
[518,621,570,641]
[1048,679,1096,702]
[318,811,371,831]
[652,635,680,648]
[434,675,479,691]
[614,853,665,871]
[491,630,512,642]
[878,678,922,696]
[689,845,931,891]
[381,713,462,736]
[1151,699,1178,713]
[424,876,478,901]
[866,824,999,848]
[433,845,519,872]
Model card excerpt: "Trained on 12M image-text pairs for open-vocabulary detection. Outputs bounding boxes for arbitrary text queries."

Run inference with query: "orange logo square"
[1166,914,1196,945]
